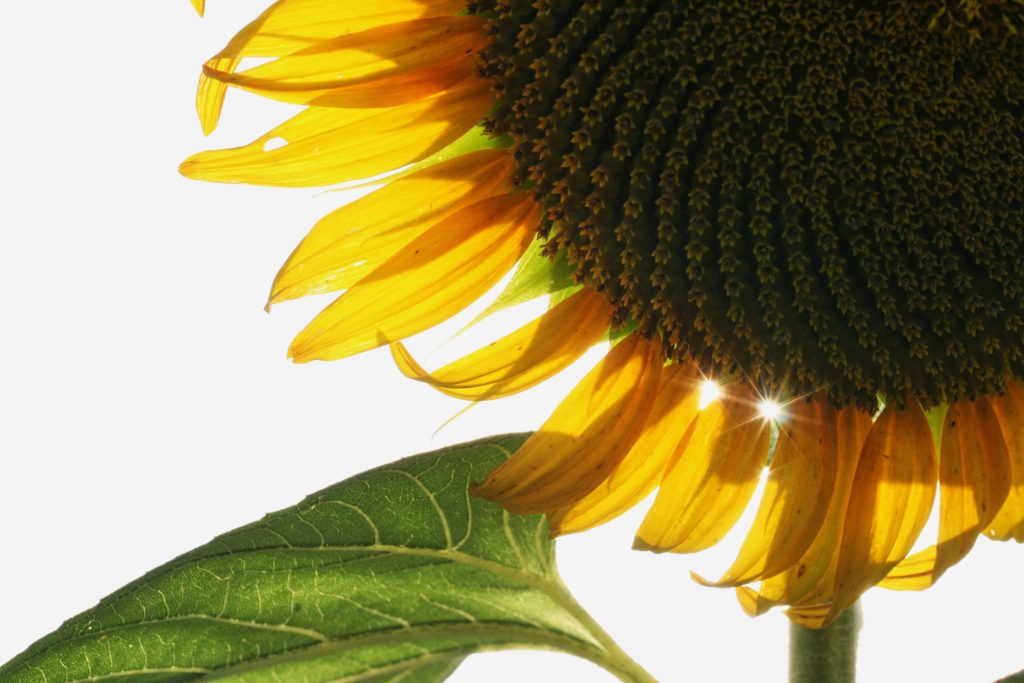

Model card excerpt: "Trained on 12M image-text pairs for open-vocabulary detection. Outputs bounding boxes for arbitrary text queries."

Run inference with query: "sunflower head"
[184,0,1024,628]
[473,0,1024,411]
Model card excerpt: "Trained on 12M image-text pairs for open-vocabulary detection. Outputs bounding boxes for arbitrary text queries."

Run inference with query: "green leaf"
[1,435,654,683]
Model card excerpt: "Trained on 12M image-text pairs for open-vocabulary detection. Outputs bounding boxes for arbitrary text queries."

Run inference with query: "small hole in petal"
[263,137,288,152]
[238,56,275,70]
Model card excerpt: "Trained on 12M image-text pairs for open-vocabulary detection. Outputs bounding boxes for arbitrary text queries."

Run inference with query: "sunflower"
[181,0,1024,627]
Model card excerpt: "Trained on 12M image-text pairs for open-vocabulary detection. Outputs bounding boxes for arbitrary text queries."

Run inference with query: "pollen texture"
[473,0,1024,408]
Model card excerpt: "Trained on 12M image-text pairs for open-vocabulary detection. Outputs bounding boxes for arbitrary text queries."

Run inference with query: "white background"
[2,3,1023,681]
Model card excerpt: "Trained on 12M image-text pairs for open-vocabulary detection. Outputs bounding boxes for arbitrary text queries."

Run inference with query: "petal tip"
[631,536,662,553]
[178,155,203,179]
[689,570,717,587]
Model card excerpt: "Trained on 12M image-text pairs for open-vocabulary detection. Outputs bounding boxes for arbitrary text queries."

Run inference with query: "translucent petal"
[635,385,770,553]
[269,149,513,306]
[550,361,703,535]
[988,383,1024,542]
[880,396,1010,590]
[704,395,843,587]
[472,335,662,514]
[733,405,873,615]
[390,288,613,401]
[822,403,937,624]
[196,0,464,132]
[181,80,491,187]
[204,17,486,109]
[288,193,537,362]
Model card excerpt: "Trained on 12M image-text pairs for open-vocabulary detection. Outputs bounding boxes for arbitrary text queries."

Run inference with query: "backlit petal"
[390,288,613,401]
[823,403,937,623]
[987,385,1024,540]
[181,80,491,187]
[635,385,770,553]
[880,396,1011,590]
[703,395,843,587]
[269,149,513,306]
[204,17,486,109]
[735,404,873,615]
[550,361,703,535]
[288,193,537,362]
[987,383,1024,542]
[196,0,464,132]
[473,335,662,514]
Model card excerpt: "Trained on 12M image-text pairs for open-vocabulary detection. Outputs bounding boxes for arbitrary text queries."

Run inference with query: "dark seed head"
[474,0,1024,409]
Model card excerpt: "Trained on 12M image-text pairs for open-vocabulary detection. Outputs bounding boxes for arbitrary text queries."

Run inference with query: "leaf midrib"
[17,543,588,668]
[201,622,608,682]
[41,623,605,683]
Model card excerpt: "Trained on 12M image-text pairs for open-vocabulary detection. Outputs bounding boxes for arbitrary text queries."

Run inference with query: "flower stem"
[789,602,862,683]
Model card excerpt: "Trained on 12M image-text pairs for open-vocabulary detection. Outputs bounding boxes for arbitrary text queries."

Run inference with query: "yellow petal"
[702,395,843,587]
[783,602,834,629]
[987,382,1024,542]
[269,149,514,306]
[190,0,204,17]
[472,335,663,514]
[204,17,486,109]
[880,396,1011,590]
[390,287,613,401]
[181,79,491,187]
[550,361,704,535]
[634,385,770,553]
[735,586,762,618]
[288,193,538,362]
[196,0,464,133]
[730,403,874,614]
[823,402,937,623]
[213,0,465,59]
[196,56,238,136]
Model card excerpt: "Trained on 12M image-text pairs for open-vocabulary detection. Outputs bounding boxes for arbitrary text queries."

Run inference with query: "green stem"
[549,580,658,683]
[789,602,862,683]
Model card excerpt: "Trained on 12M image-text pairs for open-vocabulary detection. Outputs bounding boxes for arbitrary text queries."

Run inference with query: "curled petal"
[390,287,613,401]
[203,17,487,109]
[196,0,465,132]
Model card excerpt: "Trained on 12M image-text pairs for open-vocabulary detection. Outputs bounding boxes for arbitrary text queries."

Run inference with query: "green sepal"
[467,238,579,330]
[410,126,510,173]
[924,404,949,451]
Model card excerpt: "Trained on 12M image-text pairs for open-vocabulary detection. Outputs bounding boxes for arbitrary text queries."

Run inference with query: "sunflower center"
[472,0,1024,408]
